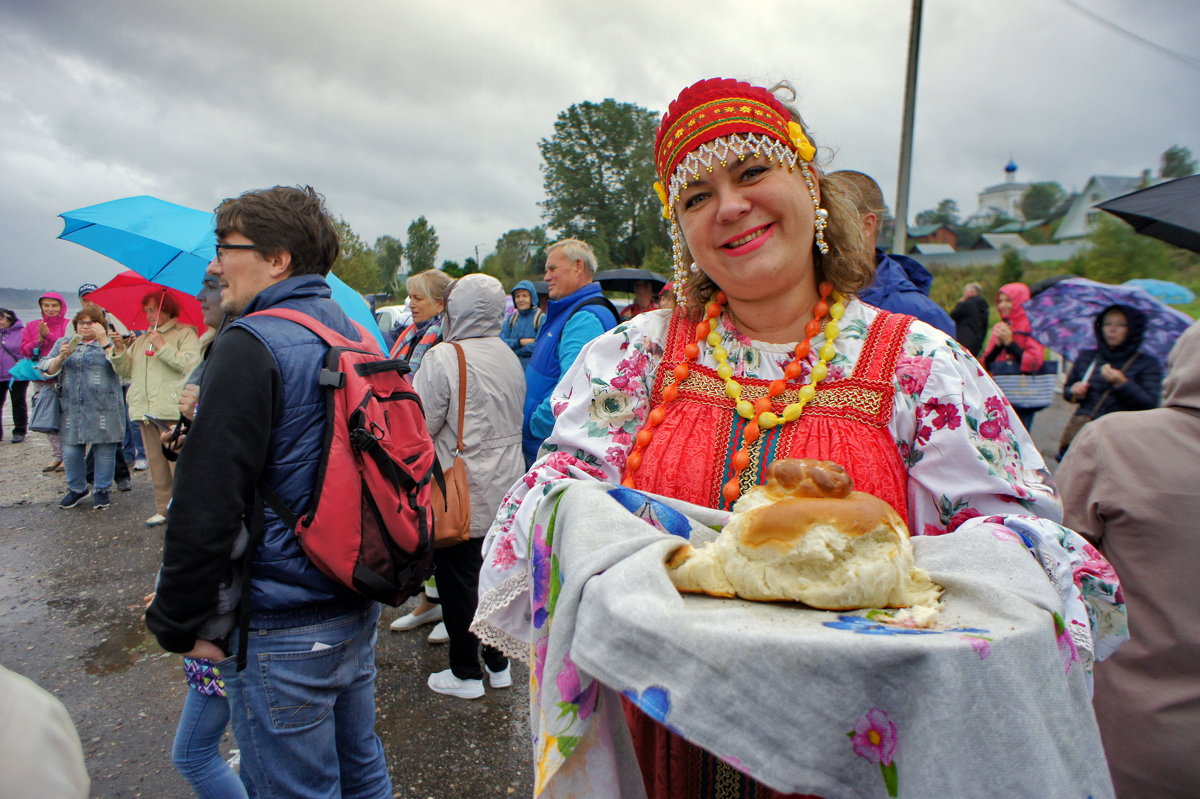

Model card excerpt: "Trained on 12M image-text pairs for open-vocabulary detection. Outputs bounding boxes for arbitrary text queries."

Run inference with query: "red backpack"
[249,307,436,606]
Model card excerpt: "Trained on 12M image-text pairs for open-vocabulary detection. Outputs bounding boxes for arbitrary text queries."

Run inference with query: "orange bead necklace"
[622,281,841,505]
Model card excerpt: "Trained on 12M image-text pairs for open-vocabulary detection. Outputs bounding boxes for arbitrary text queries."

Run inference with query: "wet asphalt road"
[0,432,533,799]
[0,398,1073,798]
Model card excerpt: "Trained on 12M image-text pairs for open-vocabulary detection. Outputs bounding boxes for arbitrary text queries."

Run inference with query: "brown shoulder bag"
[431,342,472,547]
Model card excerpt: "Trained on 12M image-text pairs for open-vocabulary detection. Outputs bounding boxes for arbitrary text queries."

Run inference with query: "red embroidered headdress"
[651,78,825,302]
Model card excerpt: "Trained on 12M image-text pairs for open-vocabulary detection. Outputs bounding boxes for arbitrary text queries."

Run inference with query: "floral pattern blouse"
[474,299,1127,668]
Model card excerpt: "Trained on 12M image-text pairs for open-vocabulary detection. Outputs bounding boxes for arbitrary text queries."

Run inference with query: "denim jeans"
[172,688,250,799]
[63,442,116,492]
[220,601,392,799]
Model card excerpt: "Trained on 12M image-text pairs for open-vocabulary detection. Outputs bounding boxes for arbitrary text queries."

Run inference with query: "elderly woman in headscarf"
[472,77,1125,799]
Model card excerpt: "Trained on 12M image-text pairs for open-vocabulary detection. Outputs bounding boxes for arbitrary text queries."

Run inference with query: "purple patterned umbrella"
[1024,277,1194,362]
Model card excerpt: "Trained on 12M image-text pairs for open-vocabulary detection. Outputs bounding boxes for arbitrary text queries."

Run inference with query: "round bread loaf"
[668,459,942,611]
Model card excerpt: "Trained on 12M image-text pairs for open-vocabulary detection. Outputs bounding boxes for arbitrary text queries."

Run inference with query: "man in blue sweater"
[522,239,617,466]
[832,170,955,335]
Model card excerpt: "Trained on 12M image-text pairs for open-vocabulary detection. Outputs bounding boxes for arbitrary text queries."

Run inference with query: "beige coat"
[111,317,200,421]
[1057,320,1200,799]
[413,274,525,539]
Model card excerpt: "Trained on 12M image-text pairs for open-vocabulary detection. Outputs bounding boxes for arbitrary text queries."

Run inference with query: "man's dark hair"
[214,186,340,277]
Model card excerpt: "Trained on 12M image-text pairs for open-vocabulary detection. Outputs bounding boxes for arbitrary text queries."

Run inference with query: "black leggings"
[432,537,508,680]
[1,379,29,435]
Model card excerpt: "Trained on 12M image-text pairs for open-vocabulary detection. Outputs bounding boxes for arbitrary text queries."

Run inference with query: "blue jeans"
[220,602,392,799]
[64,442,116,492]
[173,688,250,799]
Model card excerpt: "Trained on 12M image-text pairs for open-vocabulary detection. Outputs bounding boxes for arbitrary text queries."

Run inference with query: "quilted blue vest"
[231,275,365,612]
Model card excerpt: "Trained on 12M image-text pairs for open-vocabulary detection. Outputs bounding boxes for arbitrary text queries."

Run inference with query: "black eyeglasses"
[213,243,262,261]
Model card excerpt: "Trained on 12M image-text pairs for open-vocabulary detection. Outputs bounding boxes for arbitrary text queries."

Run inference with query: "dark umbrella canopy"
[1029,274,1075,296]
[1096,175,1200,254]
[594,268,668,294]
[1024,277,1193,362]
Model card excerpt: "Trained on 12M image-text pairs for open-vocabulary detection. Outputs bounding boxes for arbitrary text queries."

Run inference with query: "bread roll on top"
[668,459,942,614]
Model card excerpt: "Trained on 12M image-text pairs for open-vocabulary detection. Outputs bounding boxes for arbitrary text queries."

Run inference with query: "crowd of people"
[2,76,1193,799]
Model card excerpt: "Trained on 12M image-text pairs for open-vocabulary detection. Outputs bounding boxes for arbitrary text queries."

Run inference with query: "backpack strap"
[449,342,467,457]
[249,307,379,354]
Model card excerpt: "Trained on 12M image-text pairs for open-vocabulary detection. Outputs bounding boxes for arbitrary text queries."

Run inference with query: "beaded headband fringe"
[652,79,829,304]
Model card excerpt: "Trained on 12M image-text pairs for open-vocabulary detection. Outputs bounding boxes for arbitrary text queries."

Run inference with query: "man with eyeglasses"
[145,186,393,798]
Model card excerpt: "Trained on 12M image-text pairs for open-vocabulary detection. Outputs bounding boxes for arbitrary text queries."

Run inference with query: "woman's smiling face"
[674,150,818,303]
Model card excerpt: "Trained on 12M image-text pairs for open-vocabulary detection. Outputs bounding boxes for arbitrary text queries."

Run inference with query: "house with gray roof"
[1055,174,1155,240]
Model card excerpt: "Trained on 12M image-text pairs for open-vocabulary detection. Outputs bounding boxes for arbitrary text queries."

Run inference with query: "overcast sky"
[2,0,1198,293]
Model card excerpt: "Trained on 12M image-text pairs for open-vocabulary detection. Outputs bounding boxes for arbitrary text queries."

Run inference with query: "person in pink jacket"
[19,291,70,470]
[982,281,1046,432]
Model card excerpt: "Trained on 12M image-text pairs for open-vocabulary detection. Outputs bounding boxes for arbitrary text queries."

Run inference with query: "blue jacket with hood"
[857,250,955,335]
[501,279,543,369]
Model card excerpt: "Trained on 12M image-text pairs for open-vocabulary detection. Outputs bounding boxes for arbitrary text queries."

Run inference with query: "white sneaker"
[133,458,149,471]
[389,604,443,631]
[428,668,484,699]
[486,663,512,689]
[145,513,167,526]
[427,621,449,644]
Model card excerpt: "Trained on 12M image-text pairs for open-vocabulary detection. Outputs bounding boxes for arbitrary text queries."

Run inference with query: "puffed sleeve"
[474,314,668,658]
[893,324,1126,669]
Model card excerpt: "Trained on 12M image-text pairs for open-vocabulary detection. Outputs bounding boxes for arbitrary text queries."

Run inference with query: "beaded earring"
[802,163,830,256]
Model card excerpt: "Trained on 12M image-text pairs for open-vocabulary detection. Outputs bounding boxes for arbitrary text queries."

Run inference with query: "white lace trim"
[470,571,532,663]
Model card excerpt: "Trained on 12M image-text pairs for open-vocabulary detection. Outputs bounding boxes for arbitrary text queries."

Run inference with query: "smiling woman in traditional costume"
[474,78,1126,799]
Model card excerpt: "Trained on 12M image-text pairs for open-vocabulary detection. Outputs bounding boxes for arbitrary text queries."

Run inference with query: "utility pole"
[892,0,924,256]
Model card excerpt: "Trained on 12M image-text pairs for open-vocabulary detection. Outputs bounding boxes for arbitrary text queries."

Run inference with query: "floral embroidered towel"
[528,482,1114,799]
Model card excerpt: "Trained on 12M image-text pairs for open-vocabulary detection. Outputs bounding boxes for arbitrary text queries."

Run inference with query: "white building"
[966,159,1029,227]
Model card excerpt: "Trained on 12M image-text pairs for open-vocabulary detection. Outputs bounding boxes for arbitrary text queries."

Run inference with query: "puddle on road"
[84,619,155,675]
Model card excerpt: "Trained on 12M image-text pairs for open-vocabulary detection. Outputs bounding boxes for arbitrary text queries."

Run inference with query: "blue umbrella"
[57,195,385,349]
[1123,278,1196,305]
[1024,277,1193,362]
[59,196,217,294]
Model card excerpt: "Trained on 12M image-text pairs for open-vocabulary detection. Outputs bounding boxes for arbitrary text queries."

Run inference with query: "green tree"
[462,256,479,275]
[331,217,382,293]
[482,227,549,288]
[539,99,668,268]
[441,259,464,278]
[914,199,959,227]
[404,216,440,274]
[997,246,1025,286]
[374,235,404,288]
[1160,145,1197,178]
[1020,182,1066,221]
[1067,215,1173,284]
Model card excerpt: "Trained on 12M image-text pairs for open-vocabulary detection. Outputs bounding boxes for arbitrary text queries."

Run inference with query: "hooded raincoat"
[500,279,543,369]
[1062,304,1163,419]
[0,311,25,380]
[1056,320,1200,799]
[18,292,69,359]
[414,274,526,538]
[982,282,1045,374]
[857,250,955,335]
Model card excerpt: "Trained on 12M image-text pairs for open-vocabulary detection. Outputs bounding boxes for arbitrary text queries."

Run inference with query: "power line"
[1056,0,1200,72]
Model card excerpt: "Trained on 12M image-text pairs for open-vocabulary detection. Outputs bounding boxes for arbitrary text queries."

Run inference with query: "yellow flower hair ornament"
[788,121,816,163]
[654,180,671,219]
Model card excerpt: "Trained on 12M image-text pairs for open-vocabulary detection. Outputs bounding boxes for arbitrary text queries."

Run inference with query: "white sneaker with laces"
[486,663,512,689]
[427,621,449,644]
[389,604,443,631]
[428,668,484,699]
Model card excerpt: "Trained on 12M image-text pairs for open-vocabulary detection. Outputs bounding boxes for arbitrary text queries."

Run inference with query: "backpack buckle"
[320,368,345,388]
